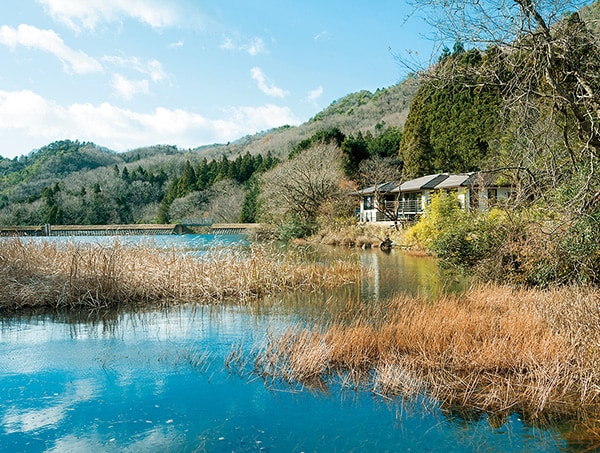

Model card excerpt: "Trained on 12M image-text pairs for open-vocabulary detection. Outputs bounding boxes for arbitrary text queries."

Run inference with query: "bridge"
[0,222,263,236]
[209,223,263,234]
[0,224,179,237]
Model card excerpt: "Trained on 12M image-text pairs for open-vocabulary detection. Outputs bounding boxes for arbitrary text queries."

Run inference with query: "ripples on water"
[0,235,588,452]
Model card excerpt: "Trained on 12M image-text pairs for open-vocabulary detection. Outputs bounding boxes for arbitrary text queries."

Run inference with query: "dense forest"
[1,0,600,287]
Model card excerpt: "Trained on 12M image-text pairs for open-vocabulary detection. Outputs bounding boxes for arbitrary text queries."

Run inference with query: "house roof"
[394,174,449,192]
[352,181,399,195]
[433,173,473,189]
[354,172,510,196]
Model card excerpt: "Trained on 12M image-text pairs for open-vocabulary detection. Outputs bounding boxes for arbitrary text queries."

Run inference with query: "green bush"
[431,210,505,270]
[409,193,600,286]
[406,191,507,275]
[405,191,465,250]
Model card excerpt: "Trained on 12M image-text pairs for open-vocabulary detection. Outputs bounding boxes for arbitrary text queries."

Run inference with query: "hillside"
[218,78,417,160]
[0,77,418,226]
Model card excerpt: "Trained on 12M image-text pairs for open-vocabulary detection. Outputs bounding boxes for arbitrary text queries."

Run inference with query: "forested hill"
[0,78,417,226]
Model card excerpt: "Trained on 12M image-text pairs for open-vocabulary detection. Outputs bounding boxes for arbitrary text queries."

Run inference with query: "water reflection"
[357,248,466,300]
[257,246,467,328]
[17,233,247,249]
[1,303,589,452]
[0,237,592,452]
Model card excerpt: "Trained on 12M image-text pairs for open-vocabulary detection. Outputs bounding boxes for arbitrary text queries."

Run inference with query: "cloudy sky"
[0,0,434,159]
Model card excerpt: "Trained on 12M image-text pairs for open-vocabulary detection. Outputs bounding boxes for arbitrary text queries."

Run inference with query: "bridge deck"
[0,223,263,236]
[210,223,262,234]
[0,224,177,236]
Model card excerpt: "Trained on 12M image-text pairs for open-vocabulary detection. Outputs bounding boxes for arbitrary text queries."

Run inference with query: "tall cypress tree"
[176,160,197,198]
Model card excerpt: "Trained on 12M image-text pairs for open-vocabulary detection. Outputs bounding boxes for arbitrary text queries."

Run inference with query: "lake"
[0,234,592,452]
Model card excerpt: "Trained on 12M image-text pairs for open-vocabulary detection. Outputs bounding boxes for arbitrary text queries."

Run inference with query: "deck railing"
[364,200,423,222]
[384,199,422,215]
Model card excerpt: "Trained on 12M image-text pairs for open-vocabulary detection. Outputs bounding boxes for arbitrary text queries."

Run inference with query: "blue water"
[22,233,248,251]
[0,235,591,452]
[0,307,570,452]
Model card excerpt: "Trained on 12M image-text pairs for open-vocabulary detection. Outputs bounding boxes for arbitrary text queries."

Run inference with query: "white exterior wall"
[359,195,379,222]
[457,187,469,210]
[357,184,512,223]
[420,191,431,211]
[360,208,379,222]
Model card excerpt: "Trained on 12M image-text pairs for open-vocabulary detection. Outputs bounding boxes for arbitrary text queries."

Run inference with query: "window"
[364,196,374,210]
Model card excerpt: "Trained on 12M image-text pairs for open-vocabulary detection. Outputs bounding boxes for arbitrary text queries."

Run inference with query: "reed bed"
[252,284,600,421]
[0,238,360,309]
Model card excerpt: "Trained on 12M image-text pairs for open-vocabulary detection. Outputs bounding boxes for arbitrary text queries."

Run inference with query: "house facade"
[355,173,512,223]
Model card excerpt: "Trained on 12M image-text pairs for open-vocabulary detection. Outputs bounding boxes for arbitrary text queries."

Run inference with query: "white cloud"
[170,40,184,49]
[250,67,287,98]
[220,36,267,56]
[223,104,300,132]
[220,37,235,51]
[111,74,150,100]
[0,24,102,74]
[103,56,170,98]
[3,405,66,434]
[3,379,96,435]
[104,56,168,82]
[314,31,331,41]
[307,86,324,102]
[0,90,301,158]
[246,37,266,56]
[36,0,181,31]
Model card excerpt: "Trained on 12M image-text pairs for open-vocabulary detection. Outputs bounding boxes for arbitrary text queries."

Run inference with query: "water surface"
[0,235,593,452]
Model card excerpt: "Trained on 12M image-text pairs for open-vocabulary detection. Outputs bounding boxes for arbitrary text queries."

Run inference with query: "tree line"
[0,141,279,226]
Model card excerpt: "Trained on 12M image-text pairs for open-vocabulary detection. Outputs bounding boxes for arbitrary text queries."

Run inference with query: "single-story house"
[354,172,512,223]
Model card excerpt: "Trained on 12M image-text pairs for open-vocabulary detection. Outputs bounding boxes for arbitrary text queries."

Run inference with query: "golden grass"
[310,222,405,248]
[253,284,600,420]
[0,238,360,309]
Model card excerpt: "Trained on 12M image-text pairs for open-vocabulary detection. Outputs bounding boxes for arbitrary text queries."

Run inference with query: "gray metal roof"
[353,181,399,195]
[353,172,510,196]
[395,174,449,192]
[433,173,473,189]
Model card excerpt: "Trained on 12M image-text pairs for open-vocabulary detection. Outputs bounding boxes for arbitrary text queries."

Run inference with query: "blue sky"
[0,0,435,159]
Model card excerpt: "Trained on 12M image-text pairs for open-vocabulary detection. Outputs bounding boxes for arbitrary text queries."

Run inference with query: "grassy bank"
[309,222,408,248]
[251,284,600,421]
[0,239,360,310]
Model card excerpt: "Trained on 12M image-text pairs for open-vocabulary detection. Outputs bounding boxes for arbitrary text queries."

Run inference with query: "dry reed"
[253,284,600,421]
[0,238,360,309]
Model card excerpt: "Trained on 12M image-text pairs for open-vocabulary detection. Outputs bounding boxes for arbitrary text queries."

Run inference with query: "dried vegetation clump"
[0,238,360,309]
[253,284,600,420]
[311,222,404,248]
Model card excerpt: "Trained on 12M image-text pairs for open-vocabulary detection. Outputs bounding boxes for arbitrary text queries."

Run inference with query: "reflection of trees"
[359,249,465,301]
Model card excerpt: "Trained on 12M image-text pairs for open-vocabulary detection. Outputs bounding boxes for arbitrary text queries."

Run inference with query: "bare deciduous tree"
[258,142,346,226]
[358,156,406,228]
[205,180,245,223]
